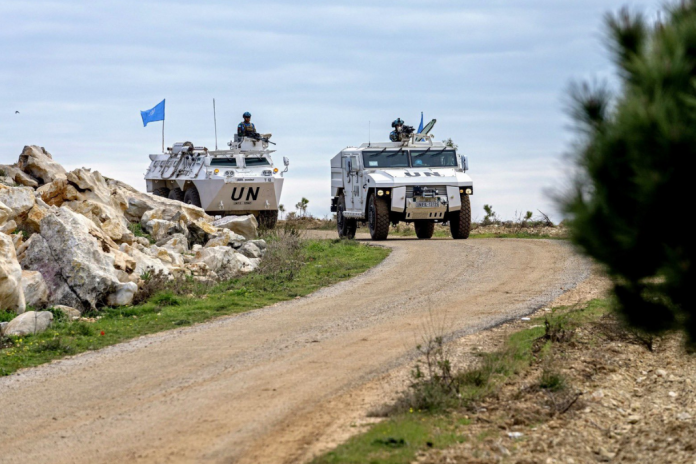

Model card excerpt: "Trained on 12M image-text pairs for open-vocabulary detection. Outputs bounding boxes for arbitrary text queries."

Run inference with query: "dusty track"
[0,234,588,463]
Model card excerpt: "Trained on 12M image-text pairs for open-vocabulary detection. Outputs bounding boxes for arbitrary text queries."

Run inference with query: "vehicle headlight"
[465,188,472,195]
[263,170,272,176]
[377,189,384,196]
[225,170,235,176]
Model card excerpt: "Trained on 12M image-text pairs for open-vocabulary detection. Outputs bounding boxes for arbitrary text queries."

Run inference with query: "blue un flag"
[141,99,165,126]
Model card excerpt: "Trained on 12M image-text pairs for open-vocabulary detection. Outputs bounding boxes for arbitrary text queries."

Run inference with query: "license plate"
[416,201,438,208]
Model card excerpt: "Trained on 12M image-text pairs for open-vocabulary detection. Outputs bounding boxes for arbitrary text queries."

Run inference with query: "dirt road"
[0,234,588,463]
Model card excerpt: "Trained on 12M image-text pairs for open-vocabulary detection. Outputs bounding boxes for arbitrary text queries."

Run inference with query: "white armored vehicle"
[330,130,473,240]
[145,135,289,228]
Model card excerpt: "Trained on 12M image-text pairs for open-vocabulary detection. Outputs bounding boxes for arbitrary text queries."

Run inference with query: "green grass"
[313,415,466,464]
[313,299,612,464]
[128,222,155,244]
[0,239,389,376]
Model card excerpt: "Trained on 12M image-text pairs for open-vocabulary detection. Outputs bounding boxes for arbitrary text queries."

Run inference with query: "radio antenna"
[213,98,218,150]
[368,121,371,147]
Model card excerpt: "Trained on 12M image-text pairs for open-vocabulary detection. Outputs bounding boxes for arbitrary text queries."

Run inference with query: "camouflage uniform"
[238,121,257,137]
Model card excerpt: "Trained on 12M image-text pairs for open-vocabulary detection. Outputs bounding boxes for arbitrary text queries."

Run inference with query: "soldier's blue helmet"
[243,112,251,118]
[391,118,404,128]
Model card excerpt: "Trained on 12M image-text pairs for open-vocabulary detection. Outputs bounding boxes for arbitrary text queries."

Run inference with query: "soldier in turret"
[389,118,405,142]
[238,112,257,138]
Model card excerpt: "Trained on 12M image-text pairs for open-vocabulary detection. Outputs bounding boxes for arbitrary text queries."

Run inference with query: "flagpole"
[162,119,165,153]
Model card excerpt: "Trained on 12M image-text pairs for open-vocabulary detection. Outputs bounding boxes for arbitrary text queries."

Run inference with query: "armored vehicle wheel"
[258,210,278,230]
[414,220,435,239]
[368,193,390,241]
[153,187,170,198]
[450,194,471,239]
[184,185,202,208]
[337,194,356,239]
[168,188,184,202]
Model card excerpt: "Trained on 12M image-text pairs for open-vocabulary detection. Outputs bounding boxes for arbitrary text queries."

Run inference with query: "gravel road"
[0,234,589,463]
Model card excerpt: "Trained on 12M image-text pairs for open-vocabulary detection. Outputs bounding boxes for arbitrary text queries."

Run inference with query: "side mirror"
[460,154,468,172]
[283,156,290,167]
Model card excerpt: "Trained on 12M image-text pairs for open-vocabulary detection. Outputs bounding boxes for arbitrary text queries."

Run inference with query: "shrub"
[257,228,306,284]
[562,2,696,344]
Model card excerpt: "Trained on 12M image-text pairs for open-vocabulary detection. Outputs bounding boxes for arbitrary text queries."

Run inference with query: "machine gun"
[248,132,276,145]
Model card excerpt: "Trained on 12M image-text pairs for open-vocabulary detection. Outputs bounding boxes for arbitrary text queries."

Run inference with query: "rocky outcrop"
[0,185,35,225]
[0,232,26,313]
[213,214,258,240]
[0,163,39,188]
[54,305,81,320]
[204,229,246,248]
[108,178,210,224]
[238,241,264,259]
[21,270,49,308]
[3,311,53,336]
[0,145,270,318]
[17,146,67,185]
[191,246,244,279]
[19,207,129,312]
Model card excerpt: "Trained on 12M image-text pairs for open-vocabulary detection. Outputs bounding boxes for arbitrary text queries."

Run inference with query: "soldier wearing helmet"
[237,112,257,138]
[390,118,406,142]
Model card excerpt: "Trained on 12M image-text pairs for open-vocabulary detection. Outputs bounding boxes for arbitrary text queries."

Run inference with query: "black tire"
[153,187,170,198]
[168,187,184,202]
[258,210,278,230]
[184,185,202,208]
[336,194,357,239]
[367,193,390,241]
[414,220,435,239]
[450,194,472,239]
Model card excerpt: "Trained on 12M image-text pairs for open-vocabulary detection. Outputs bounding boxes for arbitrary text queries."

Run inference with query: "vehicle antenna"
[213,98,218,150]
[368,121,371,147]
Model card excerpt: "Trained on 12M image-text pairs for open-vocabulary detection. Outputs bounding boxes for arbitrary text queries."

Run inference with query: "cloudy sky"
[1,0,657,221]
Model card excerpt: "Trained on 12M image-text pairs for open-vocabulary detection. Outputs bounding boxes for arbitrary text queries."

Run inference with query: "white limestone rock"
[107,282,138,306]
[190,246,244,279]
[157,233,189,254]
[238,241,263,259]
[212,214,258,240]
[3,311,53,336]
[0,232,26,314]
[17,145,67,185]
[0,185,36,224]
[21,270,49,308]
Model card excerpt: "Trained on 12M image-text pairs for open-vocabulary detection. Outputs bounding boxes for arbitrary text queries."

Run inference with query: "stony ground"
[416,297,696,464]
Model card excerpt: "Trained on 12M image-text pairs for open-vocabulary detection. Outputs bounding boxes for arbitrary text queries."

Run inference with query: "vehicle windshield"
[410,149,457,168]
[362,150,409,168]
[210,157,237,167]
[244,157,270,167]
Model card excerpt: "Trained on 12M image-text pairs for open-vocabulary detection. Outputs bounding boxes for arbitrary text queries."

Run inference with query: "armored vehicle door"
[341,154,360,211]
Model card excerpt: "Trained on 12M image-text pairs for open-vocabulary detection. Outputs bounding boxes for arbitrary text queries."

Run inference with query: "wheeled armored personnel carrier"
[144,135,289,228]
[330,131,473,240]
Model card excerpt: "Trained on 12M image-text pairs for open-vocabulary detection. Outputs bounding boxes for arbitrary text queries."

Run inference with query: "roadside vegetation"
[284,205,566,240]
[0,230,390,376]
[313,299,620,464]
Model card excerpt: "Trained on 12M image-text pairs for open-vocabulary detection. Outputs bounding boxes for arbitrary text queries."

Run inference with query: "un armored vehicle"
[330,132,473,240]
[145,135,289,228]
